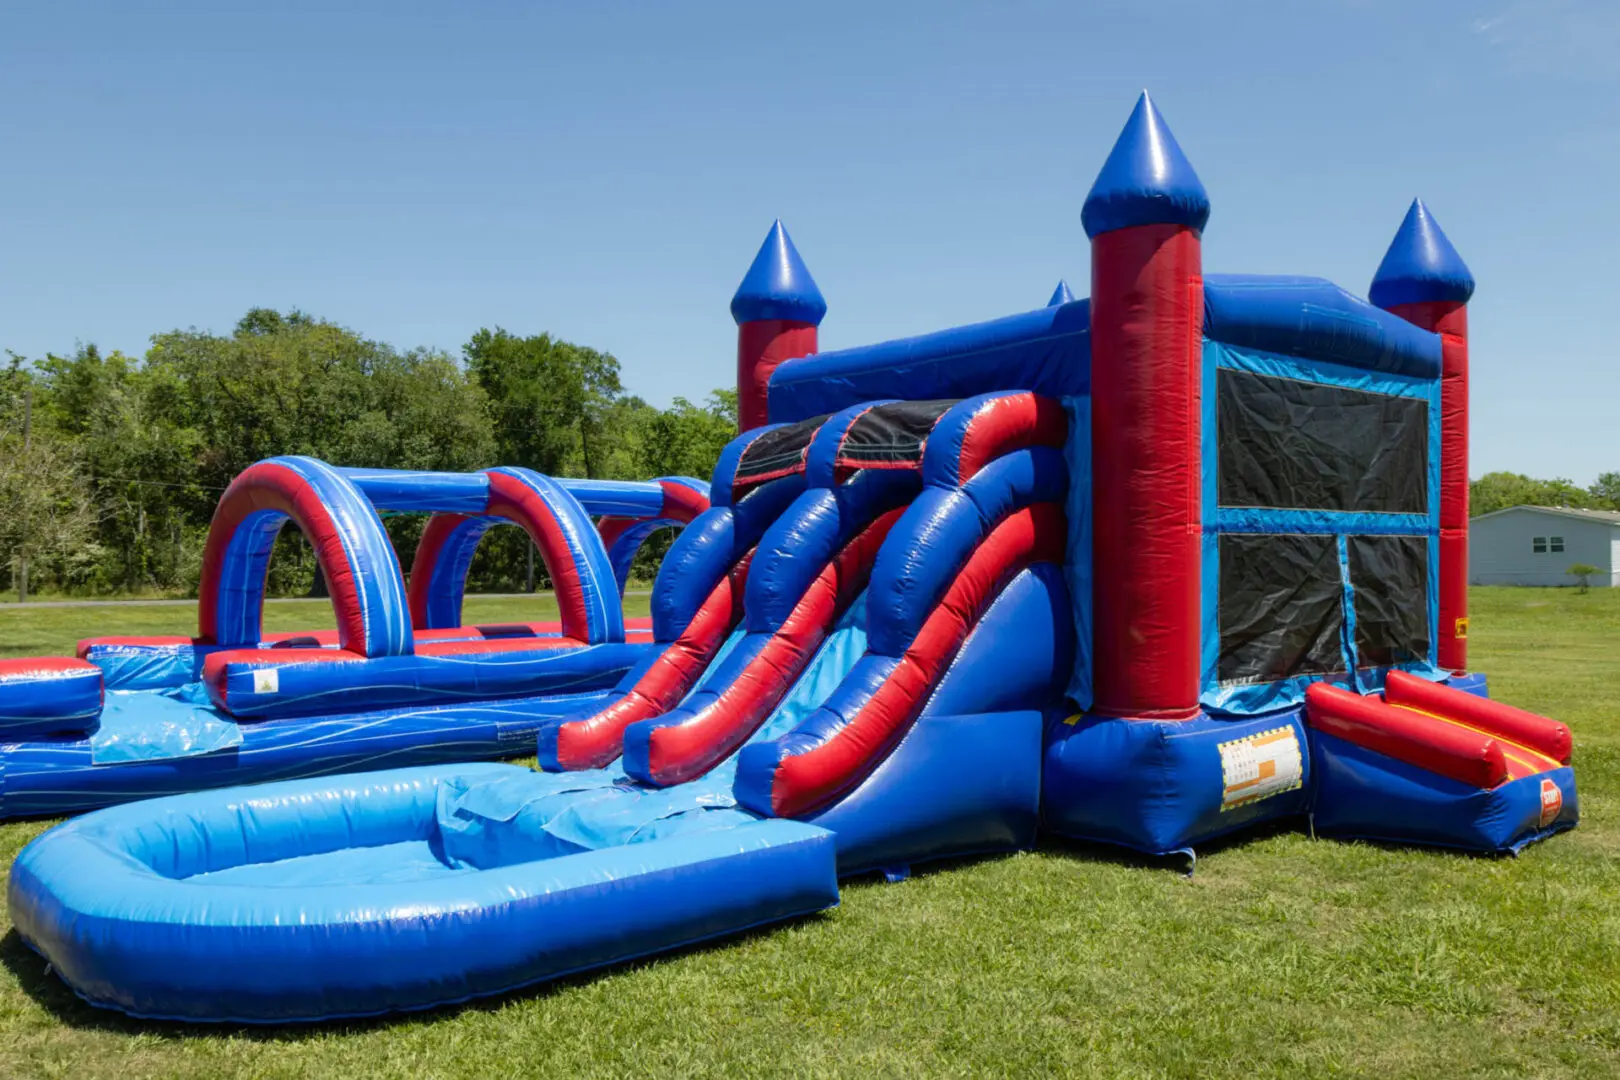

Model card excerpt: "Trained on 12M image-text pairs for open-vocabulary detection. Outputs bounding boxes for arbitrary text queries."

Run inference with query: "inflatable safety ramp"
[1305,672,1577,853]
[7,764,838,1023]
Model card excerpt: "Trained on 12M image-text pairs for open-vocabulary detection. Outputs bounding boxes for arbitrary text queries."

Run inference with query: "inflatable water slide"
[10,92,1579,1024]
[0,465,708,816]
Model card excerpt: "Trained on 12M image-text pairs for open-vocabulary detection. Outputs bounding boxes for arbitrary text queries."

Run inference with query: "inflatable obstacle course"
[8,91,1577,1024]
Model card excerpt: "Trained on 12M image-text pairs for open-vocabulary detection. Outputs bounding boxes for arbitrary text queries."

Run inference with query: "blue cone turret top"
[1047,279,1075,306]
[1369,199,1475,308]
[1082,92,1210,239]
[730,220,828,326]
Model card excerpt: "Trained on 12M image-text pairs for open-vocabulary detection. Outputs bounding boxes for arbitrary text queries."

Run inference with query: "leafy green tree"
[1470,472,1595,517]
[463,329,586,477]
[0,379,99,600]
[1589,472,1620,511]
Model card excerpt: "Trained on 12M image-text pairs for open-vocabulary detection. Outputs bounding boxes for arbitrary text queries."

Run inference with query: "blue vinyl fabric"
[805,563,1071,875]
[1204,275,1443,379]
[212,642,648,719]
[1043,709,1314,857]
[83,641,216,691]
[8,762,838,1023]
[1368,199,1476,308]
[0,666,102,738]
[1081,91,1209,238]
[767,301,1090,424]
[734,448,1070,817]
[336,468,491,514]
[214,457,413,658]
[90,686,243,765]
[0,691,604,820]
[730,220,827,326]
[403,466,624,640]
[651,474,806,642]
[490,468,623,645]
[418,514,497,630]
[619,464,902,782]
[1062,396,1093,711]
[339,467,675,519]
[1309,729,1577,853]
[1199,340,1443,715]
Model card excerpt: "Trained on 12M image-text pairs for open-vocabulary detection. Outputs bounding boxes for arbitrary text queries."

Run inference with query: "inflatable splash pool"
[8,763,838,1022]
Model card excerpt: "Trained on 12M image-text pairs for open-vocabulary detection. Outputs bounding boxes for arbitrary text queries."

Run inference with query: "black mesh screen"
[1217,369,1428,513]
[836,399,958,469]
[734,413,829,489]
[1217,533,1346,684]
[1347,535,1430,668]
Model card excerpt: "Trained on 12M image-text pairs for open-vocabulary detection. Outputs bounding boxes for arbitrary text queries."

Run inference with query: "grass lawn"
[0,587,1617,1078]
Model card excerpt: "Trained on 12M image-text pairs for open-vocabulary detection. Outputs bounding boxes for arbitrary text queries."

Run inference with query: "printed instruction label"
[1218,726,1303,811]
[252,668,280,695]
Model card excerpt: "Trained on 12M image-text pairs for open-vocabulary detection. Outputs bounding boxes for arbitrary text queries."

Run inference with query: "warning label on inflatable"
[1539,778,1563,828]
[1218,726,1303,811]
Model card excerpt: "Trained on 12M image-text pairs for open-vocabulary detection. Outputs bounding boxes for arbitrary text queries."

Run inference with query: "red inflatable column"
[1082,93,1210,721]
[730,220,826,433]
[1370,200,1476,672]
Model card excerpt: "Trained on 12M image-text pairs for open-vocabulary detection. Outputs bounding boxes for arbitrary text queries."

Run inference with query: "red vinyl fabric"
[1305,682,1507,789]
[1383,670,1570,765]
[546,553,754,770]
[1391,300,1469,671]
[765,503,1065,817]
[1089,223,1203,720]
[636,510,903,786]
[737,320,817,432]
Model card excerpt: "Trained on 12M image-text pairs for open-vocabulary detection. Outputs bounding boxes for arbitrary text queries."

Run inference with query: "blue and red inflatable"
[5,92,1577,1024]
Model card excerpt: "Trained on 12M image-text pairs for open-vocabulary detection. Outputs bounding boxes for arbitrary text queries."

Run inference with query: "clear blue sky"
[2,1,1616,483]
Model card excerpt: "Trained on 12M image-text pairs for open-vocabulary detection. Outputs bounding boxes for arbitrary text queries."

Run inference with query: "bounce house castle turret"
[731,220,826,433]
[1082,91,1209,722]
[1370,200,1475,672]
[1046,279,1075,307]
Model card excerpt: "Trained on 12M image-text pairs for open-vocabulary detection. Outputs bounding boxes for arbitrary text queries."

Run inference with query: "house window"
[1551,536,1565,553]
[1533,537,1547,553]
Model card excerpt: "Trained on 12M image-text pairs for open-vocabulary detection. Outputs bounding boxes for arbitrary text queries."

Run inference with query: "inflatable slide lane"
[1306,671,1577,852]
[0,460,710,819]
[10,392,1074,1022]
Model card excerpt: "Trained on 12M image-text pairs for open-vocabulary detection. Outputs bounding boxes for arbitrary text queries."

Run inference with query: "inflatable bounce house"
[6,93,1578,1024]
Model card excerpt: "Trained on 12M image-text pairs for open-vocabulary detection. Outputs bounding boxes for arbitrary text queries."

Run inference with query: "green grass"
[1,588,1618,1078]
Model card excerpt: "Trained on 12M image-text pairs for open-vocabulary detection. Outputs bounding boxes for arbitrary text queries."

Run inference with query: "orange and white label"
[1218,727,1303,811]
[1539,778,1563,828]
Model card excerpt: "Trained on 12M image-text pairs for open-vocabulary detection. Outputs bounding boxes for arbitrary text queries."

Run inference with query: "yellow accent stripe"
[1390,704,1561,776]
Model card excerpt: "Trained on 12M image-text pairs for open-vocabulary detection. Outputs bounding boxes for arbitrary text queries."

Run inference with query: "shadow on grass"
[2,906,837,1040]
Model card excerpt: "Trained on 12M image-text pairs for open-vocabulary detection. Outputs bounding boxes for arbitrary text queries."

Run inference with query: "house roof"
[1471,505,1620,526]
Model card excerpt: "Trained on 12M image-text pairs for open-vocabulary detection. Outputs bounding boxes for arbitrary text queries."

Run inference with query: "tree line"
[1470,472,1620,518]
[1,309,736,600]
[3,308,1615,602]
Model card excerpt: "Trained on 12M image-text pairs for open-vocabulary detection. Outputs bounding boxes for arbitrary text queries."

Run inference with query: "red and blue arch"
[408,468,623,644]
[198,456,413,658]
[595,478,712,595]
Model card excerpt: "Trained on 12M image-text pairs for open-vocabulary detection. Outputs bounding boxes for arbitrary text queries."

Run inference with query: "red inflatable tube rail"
[639,509,904,787]
[1304,682,1507,789]
[547,552,754,771]
[1383,670,1570,765]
